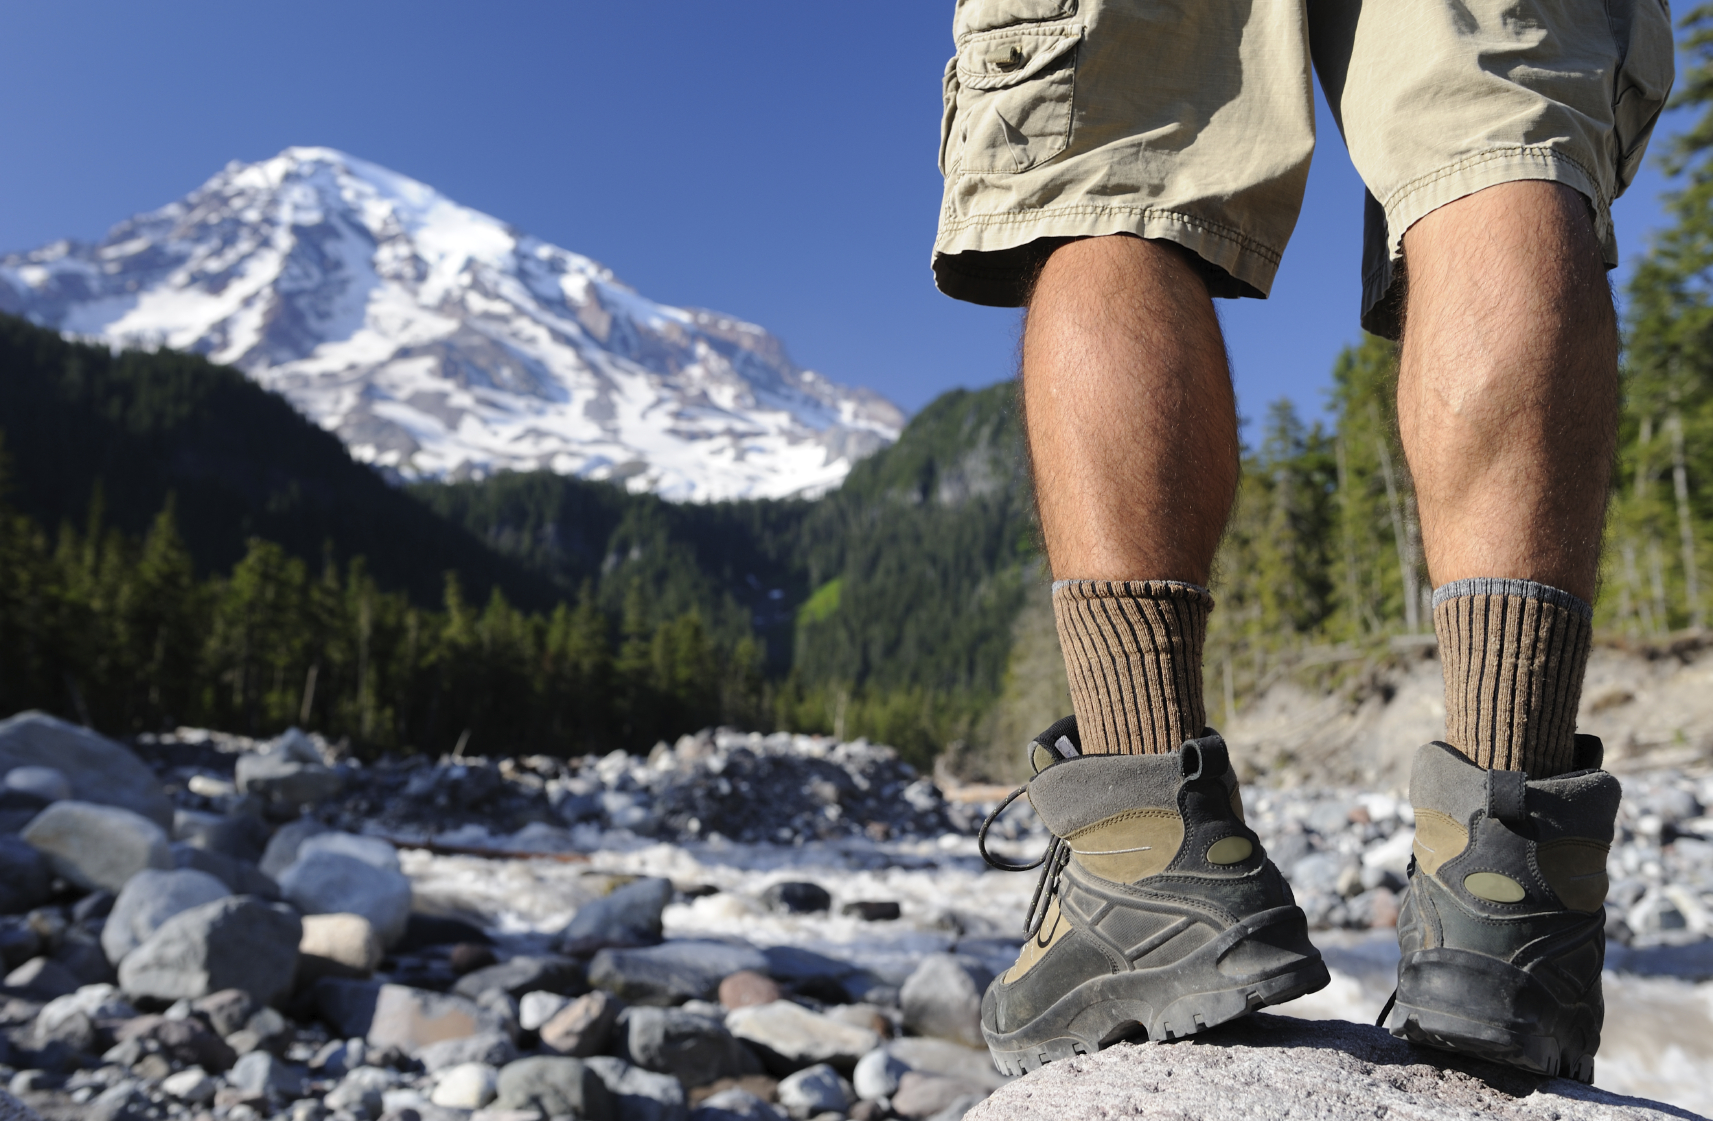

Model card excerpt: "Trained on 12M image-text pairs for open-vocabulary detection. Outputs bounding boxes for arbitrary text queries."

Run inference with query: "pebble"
[159,1067,216,1103]
[539,990,623,1057]
[776,1064,849,1118]
[760,883,831,914]
[431,1062,499,1109]
[298,912,384,982]
[852,1049,909,1101]
[718,970,782,1010]
[518,990,571,1031]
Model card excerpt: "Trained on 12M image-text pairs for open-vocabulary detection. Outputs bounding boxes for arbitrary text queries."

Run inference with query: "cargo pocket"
[950,25,1082,176]
[940,54,960,177]
[1611,0,1674,195]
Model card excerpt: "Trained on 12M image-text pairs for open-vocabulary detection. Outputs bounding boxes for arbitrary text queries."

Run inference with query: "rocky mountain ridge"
[0,148,904,501]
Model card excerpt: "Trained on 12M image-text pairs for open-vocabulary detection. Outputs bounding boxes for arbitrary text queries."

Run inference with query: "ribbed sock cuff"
[1052,579,1213,756]
[1432,578,1592,776]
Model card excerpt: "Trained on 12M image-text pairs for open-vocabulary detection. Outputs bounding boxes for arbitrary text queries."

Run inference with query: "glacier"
[0,147,905,501]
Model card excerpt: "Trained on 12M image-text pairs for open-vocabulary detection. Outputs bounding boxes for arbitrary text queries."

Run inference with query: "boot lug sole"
[983,906,1329,1075]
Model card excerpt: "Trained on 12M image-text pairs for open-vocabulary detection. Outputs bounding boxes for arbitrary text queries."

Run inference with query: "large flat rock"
[965,1015,1705,1121]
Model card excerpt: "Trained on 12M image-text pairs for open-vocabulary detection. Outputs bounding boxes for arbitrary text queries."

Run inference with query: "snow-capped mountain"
[0,148,905,500]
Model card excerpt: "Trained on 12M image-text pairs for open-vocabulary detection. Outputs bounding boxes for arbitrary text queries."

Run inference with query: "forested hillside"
[0,315,554,610]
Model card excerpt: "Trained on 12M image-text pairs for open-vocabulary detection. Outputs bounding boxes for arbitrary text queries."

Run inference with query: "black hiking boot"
[977,717,1328,1075]
[1383,738,1619,1083]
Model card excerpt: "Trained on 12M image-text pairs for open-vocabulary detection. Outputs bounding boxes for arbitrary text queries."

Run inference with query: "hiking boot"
[1383,738,1619,1083]
[977,717,1328,1074]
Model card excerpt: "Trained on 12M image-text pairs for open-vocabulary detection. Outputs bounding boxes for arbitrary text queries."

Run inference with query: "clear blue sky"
[0,1,1683,442]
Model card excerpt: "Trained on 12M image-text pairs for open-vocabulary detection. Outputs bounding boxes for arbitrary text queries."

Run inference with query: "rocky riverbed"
[1,712,1710,1121]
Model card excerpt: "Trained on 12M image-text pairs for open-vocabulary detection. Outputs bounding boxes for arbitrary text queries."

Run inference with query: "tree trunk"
[1669,412,1701,628]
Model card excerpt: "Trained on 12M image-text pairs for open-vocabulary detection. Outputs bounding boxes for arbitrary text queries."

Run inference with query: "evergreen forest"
[4,15,1713,768]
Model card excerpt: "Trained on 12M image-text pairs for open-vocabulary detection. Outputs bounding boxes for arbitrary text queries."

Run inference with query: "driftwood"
[376,835,591,863]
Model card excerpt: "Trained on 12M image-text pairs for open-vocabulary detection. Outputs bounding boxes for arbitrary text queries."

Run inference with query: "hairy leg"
[1023,236,1240,585]
[1398,181,1617,775]
[1022,235,1239,753]
[1398,181,1618,602]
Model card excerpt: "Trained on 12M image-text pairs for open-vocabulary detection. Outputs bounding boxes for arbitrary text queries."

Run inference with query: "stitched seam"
[1383,146,1609,220]
[939,203,1286,266]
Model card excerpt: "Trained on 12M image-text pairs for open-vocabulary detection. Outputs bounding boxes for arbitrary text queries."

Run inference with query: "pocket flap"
[957,26,1081,91]
[954,0,1077,42]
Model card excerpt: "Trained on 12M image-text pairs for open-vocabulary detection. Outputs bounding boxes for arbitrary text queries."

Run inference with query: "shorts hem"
[1382,145,1609,259]
[934,203,1285,307]
[1361,146,1614,338]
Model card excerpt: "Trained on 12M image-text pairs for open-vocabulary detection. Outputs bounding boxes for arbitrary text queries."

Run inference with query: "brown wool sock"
[1432,578,1593,777]
[1053,580,1213,755]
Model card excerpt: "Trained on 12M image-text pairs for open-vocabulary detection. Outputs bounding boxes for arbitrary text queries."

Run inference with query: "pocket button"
[990,45,1025,72]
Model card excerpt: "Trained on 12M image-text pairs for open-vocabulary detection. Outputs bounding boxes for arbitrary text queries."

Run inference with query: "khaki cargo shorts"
[932,0,1675,337]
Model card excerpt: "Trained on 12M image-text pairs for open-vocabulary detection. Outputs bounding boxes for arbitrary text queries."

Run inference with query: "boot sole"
[982,905,1329,1075]
[1386,947,1598,1084]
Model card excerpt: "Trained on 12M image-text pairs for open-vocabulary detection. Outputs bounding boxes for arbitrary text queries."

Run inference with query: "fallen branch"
[375,835,591,863]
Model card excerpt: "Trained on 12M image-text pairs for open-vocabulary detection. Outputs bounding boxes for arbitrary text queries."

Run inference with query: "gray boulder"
[417,1031,519,1074]
[584,1055,688,1121]
[962,1014,1691,1121]
[589,941,769,1006]
[4,767,72,804]
[101,868,231,964]
[117,897,301,1006]
[3,957,79,1000]
[0,836,52,914]
[169,844,279,899]
[0,712,172,826]
[0,1089,38,1121]
[724,1000,882,1075]
[454,954,586,1001]
[279,849,412,948]
[626,1006,756,1088]
[495,1056,614,1119]
[777,1064,849,1119]
[316,981,509,1055]
[20,801,172,892]
[259,817,331,878]
[235,751,343,806]
[297,830,399,871]
[559,877,674,953]
[901,955,992,1049]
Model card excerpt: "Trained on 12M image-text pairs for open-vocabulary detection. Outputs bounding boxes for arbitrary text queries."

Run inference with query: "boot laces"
[978,783,1070,939]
